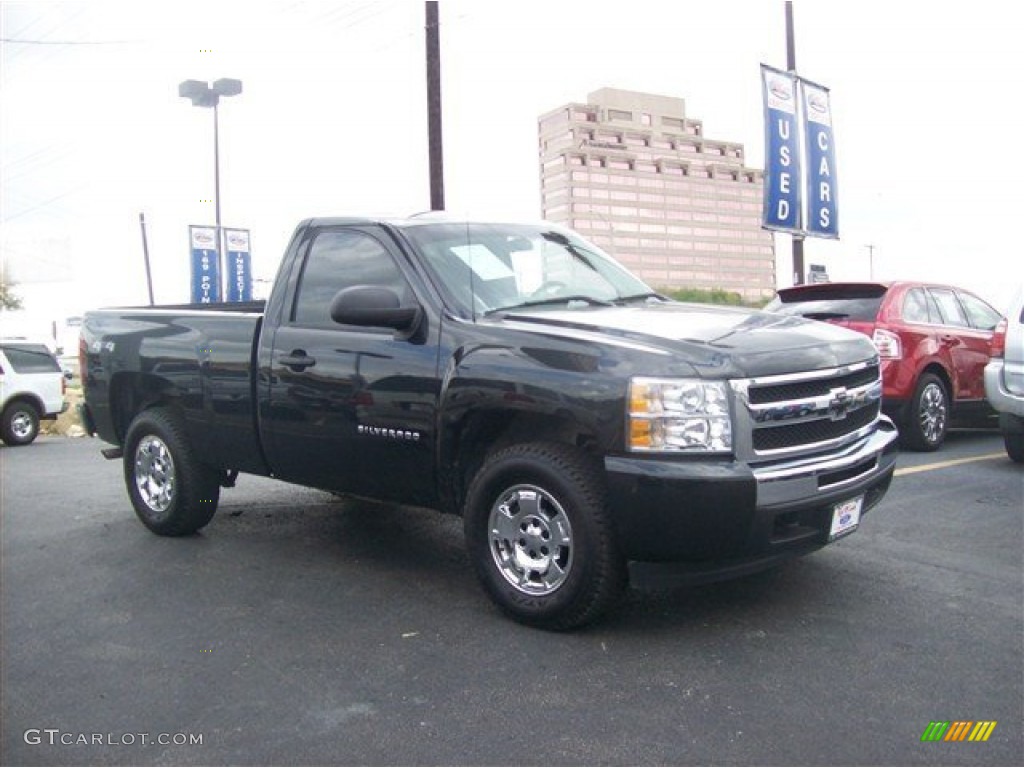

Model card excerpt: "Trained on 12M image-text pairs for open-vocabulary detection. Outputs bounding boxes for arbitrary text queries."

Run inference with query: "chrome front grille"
[731,360,883,461]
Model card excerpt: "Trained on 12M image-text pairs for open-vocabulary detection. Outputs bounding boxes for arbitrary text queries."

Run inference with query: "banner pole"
[785,0,805,285]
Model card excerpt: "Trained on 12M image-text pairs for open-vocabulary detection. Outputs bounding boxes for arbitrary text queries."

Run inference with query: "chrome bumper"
[753,416,899,508]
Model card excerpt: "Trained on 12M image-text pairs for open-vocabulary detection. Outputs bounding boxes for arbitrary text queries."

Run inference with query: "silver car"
[984,285,1024,463]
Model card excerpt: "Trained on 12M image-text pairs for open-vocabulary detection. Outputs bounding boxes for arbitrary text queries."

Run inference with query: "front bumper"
[605,418,899,587]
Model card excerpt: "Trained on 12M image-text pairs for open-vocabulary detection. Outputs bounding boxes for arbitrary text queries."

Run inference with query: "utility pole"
[138,212,155,305]
[785,0,805,285]
[865,244,875,280]
[425,1,445,211]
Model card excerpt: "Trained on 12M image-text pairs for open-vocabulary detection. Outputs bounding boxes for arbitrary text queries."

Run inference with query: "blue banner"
[761,65,802,233]
[224,228,253,302]
[802,79,839,238]
[189,225,221,303]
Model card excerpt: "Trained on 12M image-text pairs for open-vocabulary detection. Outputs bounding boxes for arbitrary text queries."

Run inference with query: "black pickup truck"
[80,216,899,629]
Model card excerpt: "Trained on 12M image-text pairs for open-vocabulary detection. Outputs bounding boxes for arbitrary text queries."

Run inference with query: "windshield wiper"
[614,292,667,305]
[486,295,614,315]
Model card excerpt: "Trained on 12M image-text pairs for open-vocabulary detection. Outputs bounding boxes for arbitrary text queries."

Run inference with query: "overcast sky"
[2,0,1021,331]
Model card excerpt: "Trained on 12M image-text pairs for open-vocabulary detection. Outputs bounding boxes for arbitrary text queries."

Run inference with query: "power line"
[1,37,135,45]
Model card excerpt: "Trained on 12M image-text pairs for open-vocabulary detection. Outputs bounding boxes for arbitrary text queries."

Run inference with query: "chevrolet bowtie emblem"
[827,387,852,421]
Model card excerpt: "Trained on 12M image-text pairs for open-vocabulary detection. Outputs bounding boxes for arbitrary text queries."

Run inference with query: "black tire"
[123,408,220,536]
[1,400,40,446]
[1004,431,1024,464]
[463,442,626,630]
[900,373,949,452]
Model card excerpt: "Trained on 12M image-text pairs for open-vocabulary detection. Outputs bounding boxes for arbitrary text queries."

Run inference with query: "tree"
[1,264,24,310]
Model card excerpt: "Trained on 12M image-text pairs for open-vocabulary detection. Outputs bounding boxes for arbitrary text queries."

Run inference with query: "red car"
[766,281,1003,451]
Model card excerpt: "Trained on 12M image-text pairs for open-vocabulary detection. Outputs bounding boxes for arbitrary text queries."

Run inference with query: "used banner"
[189,225,221,303]
[760,64,802,233]
[802,79,839,238]
[224,228,253,302]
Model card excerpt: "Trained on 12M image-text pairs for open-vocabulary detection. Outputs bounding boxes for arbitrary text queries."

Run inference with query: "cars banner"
[802,78,839,238]
[189,225,221,303]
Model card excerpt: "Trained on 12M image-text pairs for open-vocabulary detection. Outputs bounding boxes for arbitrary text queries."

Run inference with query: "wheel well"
[109,372,183,443]
[2,394,45,417]
[920,363,953,399]
[443,410,599,515]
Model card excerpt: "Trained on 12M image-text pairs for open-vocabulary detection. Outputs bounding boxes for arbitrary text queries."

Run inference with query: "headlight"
[628,377,733,453]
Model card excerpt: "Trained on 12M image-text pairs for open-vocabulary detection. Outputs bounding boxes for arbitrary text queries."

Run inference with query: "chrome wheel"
[488,484,573,596]
[10,410,35,440]
[918,381,947,446]
[134,435,176,513]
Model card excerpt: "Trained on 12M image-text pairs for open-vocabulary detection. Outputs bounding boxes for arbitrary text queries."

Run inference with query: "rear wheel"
[1005,431,1024,464]
[123,408,220,535]
[901,373,948,452]
[463,442,625,630]
[1,400,40,446]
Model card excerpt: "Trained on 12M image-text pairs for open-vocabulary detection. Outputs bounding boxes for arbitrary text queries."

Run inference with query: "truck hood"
[493,302,878,378]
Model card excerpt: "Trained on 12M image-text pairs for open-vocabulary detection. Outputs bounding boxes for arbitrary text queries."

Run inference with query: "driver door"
[262,225,440,506]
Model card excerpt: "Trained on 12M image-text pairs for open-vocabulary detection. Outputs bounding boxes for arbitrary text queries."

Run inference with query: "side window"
[928,288,968,328]
[0,344,61,373]
[292,230,412,327]
[902,288,932,324]
[957,291,1001,331]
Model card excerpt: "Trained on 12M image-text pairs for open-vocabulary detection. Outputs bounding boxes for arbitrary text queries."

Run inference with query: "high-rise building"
[538,88,776,301]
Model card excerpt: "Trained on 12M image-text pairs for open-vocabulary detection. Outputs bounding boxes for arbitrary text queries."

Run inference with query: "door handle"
[278,351,316,371]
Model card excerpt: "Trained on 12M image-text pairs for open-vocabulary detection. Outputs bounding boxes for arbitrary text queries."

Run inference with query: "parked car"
[0,339,69,446]
[984,285,1024,463]
[765,281,1003,451]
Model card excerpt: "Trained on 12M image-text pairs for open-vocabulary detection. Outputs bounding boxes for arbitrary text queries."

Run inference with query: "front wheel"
[463,443,625,630]
[123,408,220,535]
[901,373,948,452]
[1,400,40,446]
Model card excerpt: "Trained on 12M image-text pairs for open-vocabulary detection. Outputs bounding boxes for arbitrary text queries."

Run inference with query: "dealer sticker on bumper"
[829,495,863,541]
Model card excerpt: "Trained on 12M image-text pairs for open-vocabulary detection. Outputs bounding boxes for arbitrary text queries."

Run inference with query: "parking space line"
[895,452,1006,477]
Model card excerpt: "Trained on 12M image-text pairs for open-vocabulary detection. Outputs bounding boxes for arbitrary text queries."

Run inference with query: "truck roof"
[300,214,561,230]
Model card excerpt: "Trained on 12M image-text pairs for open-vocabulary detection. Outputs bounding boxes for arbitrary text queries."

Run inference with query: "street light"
[178,77,243,300]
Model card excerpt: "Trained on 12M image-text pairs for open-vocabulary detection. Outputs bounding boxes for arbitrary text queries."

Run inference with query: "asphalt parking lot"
[2,431,1021,766]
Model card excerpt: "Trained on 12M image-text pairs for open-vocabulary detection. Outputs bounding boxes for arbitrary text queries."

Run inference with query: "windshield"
[402,222,653,316]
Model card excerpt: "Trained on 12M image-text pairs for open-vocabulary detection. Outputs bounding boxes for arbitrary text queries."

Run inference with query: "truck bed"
[81,304,269,476]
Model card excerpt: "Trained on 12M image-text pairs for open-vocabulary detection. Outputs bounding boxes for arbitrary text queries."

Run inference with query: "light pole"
[178,77,242,300]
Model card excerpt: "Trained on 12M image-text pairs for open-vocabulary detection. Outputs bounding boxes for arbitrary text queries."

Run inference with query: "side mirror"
[329,285,421,331]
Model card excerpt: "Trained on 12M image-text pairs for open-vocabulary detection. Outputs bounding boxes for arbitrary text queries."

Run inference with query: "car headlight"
[628,377,733,453]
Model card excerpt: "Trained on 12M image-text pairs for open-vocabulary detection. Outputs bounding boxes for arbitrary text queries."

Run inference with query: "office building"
[538,88,776,301]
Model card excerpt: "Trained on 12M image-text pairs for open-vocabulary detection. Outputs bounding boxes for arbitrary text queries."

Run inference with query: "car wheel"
[123,407,220,536]
[901,373,948,452]
[1004,431,1024,464]
[1,400,40,446]
[463,442,625,630]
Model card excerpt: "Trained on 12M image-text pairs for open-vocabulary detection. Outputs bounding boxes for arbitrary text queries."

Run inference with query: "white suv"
[984,286,1024,463]
[0,340,69,446]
